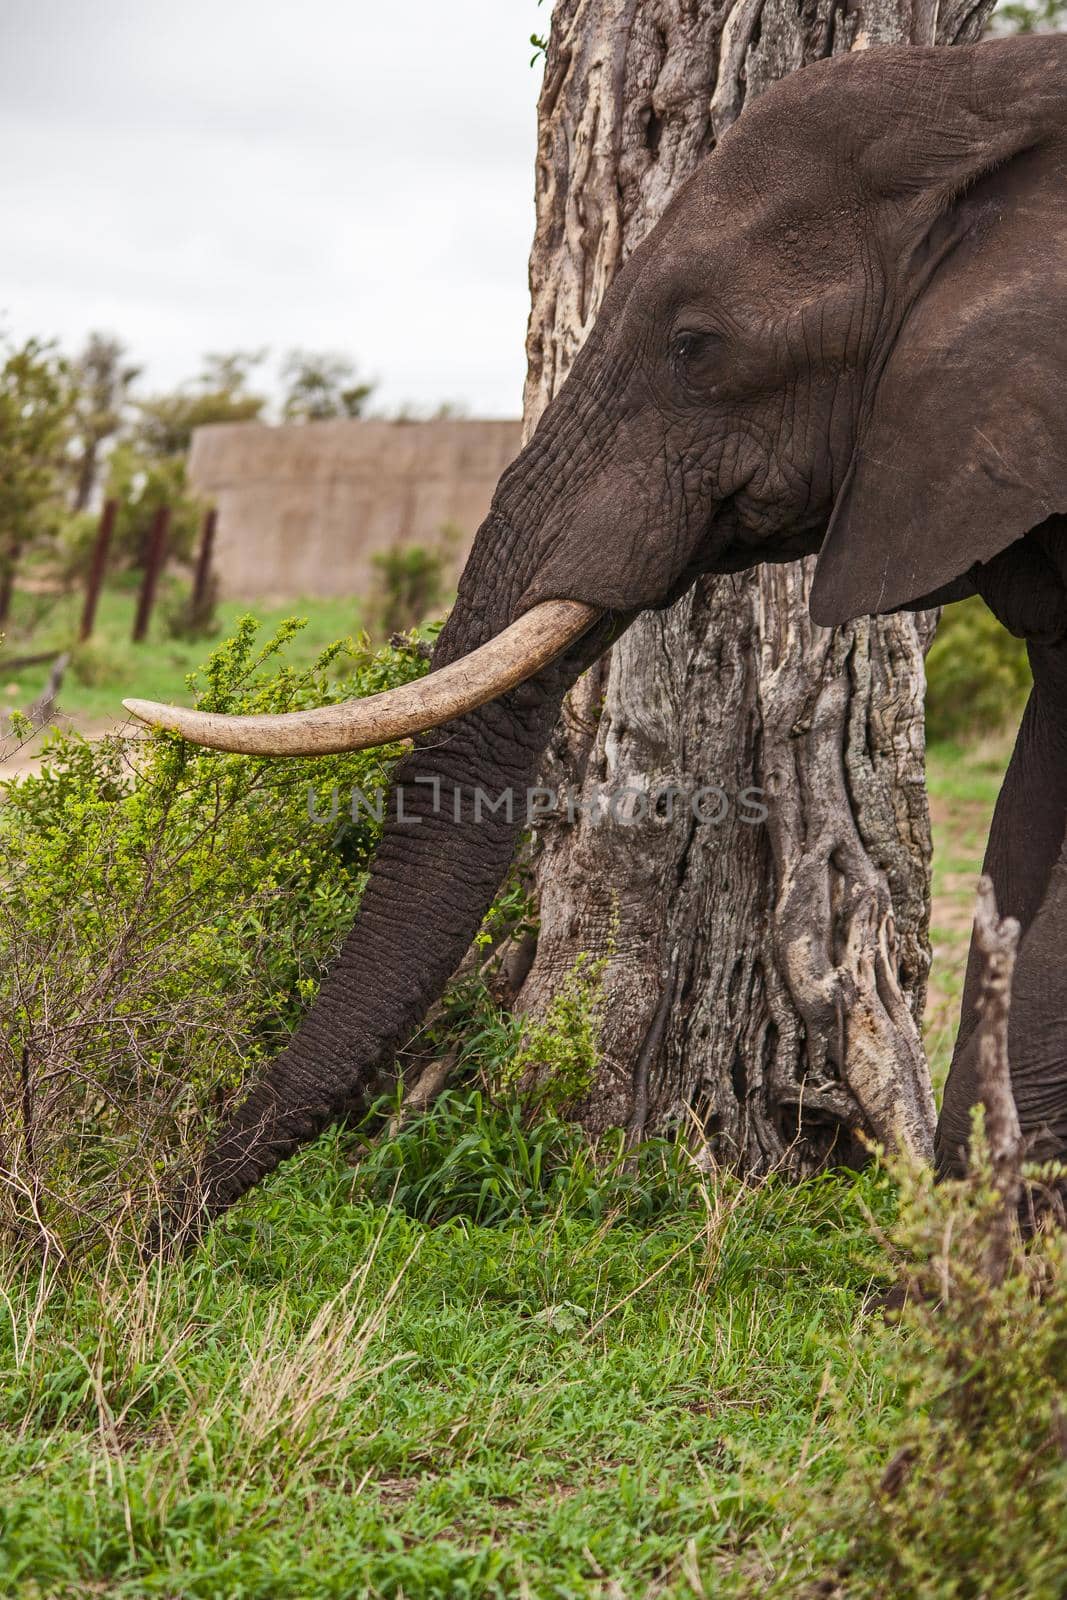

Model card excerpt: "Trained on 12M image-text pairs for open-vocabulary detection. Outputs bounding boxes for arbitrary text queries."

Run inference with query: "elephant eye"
[670,328,720,383]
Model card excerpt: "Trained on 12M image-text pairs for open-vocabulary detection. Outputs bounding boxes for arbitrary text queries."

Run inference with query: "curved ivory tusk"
[122,599,601,757]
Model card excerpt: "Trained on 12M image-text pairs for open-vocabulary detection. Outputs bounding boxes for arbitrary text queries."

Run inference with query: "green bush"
[163,569,219,640]
[368,542,448,636]
[69,635,122,687]
[925,595,1031,744]
[739,1132,1067,1599]
[504,950,606,1109]
[832,1139,1067,1598]
[0,618,426,1254]
[55,506,105,584]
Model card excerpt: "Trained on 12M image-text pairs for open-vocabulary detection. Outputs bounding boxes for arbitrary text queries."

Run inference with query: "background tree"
[516,0,992,1173]
[0,335,72,626]
[68,332,140,512]
[99,350,268,571]
[990,0,1067,29]
[133,349,267,459]
[390,398,469,422]
[280,349,375,422]
[100,443,202,572]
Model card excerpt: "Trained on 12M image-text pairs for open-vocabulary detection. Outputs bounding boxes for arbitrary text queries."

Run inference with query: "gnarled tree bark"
[517,0,992,1173]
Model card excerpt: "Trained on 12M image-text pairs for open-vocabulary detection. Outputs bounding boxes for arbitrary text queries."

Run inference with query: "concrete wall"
[187,417,523,601]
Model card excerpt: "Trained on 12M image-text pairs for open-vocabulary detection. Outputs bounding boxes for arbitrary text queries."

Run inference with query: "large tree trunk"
[517,0,992,1173]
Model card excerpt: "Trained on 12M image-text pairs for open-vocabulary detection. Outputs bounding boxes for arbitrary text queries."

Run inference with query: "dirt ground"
[0,713,128,784]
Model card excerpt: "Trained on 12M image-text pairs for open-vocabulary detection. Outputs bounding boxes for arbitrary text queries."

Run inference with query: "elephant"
[127,34,1067,1232]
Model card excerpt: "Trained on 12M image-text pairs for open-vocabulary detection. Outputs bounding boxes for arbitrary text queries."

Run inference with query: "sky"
[0,0,552,417]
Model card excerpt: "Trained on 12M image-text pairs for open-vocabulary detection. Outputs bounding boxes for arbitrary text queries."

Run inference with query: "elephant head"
[128,37,1067,1225]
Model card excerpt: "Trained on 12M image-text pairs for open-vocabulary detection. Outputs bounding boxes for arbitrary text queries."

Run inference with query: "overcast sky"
[0,0,552,417]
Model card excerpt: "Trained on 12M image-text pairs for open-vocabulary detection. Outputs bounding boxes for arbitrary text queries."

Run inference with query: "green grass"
[0,1137,897,1599]
[0,616,1059,1597]
[0,582,367,725]
[2,1118,1060,1600]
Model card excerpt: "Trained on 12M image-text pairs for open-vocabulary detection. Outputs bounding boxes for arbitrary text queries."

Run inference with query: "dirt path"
[0,714,128,784]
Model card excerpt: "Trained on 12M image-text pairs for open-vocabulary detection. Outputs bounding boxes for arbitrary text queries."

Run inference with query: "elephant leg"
[936,640,1067,1174]
[1003,843,1067,1161]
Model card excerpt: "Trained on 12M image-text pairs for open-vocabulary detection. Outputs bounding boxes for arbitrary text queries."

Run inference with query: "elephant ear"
[810,140,1067,627]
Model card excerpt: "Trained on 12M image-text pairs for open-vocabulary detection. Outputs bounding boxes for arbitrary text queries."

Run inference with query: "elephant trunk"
[174,542,616,1234]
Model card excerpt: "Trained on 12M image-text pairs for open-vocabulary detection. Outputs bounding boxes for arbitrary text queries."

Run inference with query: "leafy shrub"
[55,507,106,584]
[925,595,1031,744]
[163,570,220,641]
[0,618,426,1254]
[69,635,122,687]
[369,541,449,636]
[835,1137,1067,1598]
[503,950,606,1109]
